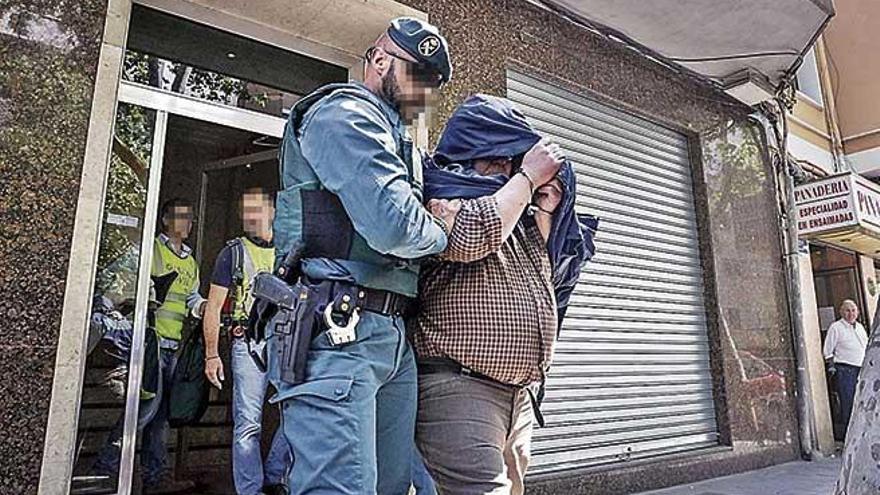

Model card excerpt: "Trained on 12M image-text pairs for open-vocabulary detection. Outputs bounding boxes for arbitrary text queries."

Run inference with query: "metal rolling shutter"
[507,70,719,474]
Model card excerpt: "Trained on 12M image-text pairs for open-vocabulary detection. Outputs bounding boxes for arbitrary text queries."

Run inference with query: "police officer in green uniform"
[94,197,206,492]
[204,188,290,495]
[268,18,453,495]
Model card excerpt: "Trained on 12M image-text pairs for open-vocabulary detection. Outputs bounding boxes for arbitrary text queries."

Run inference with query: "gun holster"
[252,273,325,386]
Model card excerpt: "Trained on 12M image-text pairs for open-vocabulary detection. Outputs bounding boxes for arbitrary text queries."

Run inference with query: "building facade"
[0,0,826,494]
[787,0,880,450]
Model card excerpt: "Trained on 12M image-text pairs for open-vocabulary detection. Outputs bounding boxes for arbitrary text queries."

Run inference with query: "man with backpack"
[204,187,291,495]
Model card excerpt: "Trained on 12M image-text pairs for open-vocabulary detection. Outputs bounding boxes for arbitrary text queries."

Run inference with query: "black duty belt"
[359,287,412,316]
[324,280,413,317]
[417,357,546,427]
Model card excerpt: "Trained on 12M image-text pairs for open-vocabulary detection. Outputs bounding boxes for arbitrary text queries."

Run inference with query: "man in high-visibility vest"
[204,187,291,495]
[148,198,206,487]
[93,197,206,492]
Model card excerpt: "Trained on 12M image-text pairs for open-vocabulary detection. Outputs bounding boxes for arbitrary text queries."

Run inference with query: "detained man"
[412,95,596,494]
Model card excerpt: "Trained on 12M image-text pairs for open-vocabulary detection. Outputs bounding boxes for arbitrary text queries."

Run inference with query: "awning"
[796,173,880,255]
[544,0,834,95]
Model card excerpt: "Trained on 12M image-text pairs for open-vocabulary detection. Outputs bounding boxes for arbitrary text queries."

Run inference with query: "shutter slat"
[507,70,718,475]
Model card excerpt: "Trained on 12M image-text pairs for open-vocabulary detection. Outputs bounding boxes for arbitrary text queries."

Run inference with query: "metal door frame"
[110,83,284,494]
[115,108,167,494]
[119,82,286,137]
[811,241,868,328]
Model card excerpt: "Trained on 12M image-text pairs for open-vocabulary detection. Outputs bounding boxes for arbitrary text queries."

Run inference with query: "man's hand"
[205,356,224,390]
[428,198,462,234]
[521,139,565,186]
[534,179,563,215]
[534,179,563,243]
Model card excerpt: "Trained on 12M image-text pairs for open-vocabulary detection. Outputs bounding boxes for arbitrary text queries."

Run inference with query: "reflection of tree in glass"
[97,49,270,282]
[701,119,767,213]
[122,50,268,108]
[96,103,151,274]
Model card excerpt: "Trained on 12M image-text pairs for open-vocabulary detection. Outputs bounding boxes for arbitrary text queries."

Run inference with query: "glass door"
[68,4,346,490]
[70,101,168,494]
[71,83,285,494]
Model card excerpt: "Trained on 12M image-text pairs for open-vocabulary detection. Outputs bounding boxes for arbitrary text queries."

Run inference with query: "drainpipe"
[757,99,817,460]
[781,145,818,462]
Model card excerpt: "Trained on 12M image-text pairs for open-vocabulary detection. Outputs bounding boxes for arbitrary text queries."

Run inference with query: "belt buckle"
[323,301,359,346]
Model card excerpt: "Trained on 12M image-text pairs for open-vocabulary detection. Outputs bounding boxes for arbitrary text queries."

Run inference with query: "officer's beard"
[381,63,428,124]
[380,63,402,111]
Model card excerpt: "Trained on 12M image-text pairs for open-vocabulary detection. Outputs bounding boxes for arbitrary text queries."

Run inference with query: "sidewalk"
[639,458,842,495]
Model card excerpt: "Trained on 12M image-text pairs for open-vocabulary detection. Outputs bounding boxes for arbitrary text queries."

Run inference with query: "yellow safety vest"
[232,237,275,320]
[151,237,199,341]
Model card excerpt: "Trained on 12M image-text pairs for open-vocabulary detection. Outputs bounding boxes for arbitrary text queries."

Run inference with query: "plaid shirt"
[412,196,558,385]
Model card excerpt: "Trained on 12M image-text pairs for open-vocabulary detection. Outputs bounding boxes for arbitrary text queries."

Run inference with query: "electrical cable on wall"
[668,51,801,63]
[752,84,820,460]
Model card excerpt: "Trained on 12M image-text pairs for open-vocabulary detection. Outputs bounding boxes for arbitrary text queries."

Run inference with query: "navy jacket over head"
[423,94,598,325]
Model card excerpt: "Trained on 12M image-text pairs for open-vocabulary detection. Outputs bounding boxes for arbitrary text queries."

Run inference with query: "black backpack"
[167,318,209,427]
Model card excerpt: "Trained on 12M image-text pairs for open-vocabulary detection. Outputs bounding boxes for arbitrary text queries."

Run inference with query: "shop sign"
[795,174,856,235]
[795,173,880,240]
[855,181,880,230]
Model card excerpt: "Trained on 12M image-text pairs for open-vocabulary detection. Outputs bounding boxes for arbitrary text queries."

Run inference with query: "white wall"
[799,252,836,455]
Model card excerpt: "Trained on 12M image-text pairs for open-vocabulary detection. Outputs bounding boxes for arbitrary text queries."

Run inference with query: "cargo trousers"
[269,310,417,494]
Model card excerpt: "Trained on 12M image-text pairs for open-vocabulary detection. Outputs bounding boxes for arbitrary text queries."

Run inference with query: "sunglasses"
[366,47,444,88]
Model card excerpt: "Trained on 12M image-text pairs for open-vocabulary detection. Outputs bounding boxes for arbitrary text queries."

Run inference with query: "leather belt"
[417,358,517,389]
[417,358,546,427]
[836,363,861,369]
